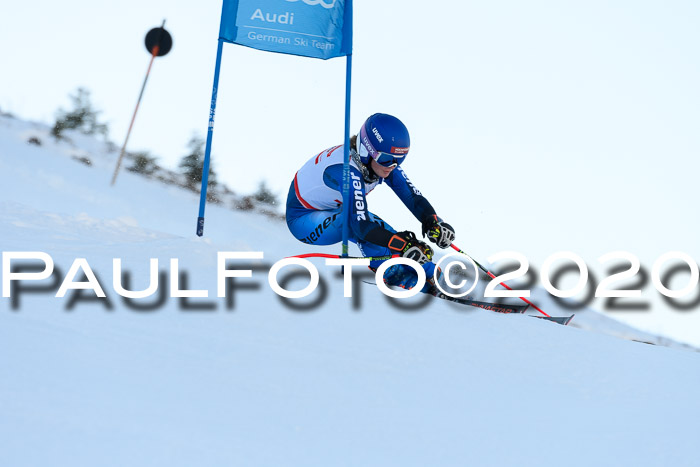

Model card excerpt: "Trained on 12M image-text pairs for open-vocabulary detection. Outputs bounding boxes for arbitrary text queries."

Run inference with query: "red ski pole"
[450,244,550,317]
[288,253,398,261]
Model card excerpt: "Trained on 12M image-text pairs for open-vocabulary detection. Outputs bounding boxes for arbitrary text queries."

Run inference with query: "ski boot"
[380,262,441,294]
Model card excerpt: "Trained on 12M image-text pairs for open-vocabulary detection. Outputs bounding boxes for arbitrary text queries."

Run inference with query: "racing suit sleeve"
[346,167,396,246]
[385,166,437,224]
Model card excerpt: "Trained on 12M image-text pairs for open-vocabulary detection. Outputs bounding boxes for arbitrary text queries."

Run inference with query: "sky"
[2,0,700,344]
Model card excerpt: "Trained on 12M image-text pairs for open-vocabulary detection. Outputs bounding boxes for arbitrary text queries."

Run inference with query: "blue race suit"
[286,144,439,289]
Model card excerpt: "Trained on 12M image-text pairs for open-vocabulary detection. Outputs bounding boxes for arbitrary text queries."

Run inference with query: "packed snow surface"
[1,115,699,466]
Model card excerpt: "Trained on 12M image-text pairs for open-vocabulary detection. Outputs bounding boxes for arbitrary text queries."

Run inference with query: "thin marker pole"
[111,20,165,186]
[341,53,353,256]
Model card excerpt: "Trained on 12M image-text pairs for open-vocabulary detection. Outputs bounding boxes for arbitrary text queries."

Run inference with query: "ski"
[363,281,574,325]
[436,292,575,325]
[362,280,529,314]
[535,315,575,326]
[428,289,530,314]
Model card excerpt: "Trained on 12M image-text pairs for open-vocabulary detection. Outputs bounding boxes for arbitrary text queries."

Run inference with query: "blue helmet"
[357,113,410,167]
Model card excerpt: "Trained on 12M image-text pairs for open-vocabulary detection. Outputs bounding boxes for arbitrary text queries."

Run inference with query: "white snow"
[1,114,699,466]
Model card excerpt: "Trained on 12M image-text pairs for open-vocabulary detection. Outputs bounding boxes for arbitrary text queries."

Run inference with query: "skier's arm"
[345,169,396,246]
[385,166,437,224]
[346,178,433,260]
[386,167,456,249]
[321,164,438,257]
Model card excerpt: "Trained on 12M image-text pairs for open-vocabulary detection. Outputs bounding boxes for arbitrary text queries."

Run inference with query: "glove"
[421,215,456,249]
[387,231,434,264]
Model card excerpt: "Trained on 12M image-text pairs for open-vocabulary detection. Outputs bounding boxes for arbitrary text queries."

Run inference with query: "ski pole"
[450,244,550,317]
[288,253,398,262]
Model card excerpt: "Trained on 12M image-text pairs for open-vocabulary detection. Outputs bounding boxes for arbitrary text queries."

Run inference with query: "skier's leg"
[286,179,345,246]
[287,201,437,292]
[286,207,344,246]
[354,212,394,267]
[357,213,438,293]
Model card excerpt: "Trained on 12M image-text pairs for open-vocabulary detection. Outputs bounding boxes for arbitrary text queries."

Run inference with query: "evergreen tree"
[179,135,217,190]
[253,180,278,205]
[51,87,108,139]
[127,152,159,176]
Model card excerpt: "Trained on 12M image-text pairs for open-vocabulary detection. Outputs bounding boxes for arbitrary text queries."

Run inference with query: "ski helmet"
[357,113,410,167]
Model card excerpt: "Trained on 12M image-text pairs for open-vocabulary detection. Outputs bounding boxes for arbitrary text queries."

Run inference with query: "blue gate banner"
[219,0,352,60]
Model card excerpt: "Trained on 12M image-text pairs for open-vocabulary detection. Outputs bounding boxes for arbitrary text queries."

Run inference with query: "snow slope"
[1,115,699,467]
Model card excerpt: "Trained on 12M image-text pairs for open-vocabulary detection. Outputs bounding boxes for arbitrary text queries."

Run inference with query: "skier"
[285,113,456,292]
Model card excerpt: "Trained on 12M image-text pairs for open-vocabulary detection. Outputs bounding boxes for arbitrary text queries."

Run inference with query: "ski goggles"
[359,125,408,168]
[374,152,403,168]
